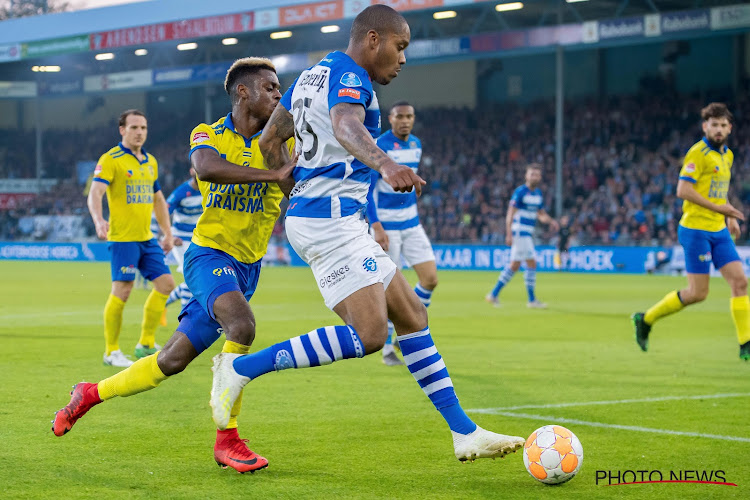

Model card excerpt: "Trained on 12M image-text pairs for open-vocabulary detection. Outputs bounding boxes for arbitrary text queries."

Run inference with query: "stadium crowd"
[2,90,750,245]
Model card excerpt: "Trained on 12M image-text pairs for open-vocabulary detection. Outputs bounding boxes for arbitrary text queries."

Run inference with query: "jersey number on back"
[292,98,318,161]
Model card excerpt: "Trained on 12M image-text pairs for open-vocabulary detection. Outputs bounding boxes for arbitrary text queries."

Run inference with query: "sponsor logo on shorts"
[319,265,350,288]
[274,350,295,370]
[338,88,361,99]
[212,266,237,277]
[362,257,377,273]
[120,264,137,274]
[698,251,712,262]
[192,131,210,144]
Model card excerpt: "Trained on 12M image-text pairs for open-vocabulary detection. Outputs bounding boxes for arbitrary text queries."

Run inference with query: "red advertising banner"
[90,12,254,50]
[279,1,343,26]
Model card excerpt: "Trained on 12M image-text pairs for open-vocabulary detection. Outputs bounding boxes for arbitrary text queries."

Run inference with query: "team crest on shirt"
[275,350,295,370]
[148,165,154,177]
[340,72,362,87]
[714,165,720,172]
[126,170,133,178]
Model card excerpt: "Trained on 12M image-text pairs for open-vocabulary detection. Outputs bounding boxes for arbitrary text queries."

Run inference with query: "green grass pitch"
[1,261,748,499]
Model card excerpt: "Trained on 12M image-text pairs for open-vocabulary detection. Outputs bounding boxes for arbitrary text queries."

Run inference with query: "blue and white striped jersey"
[366,130,422,230]
[166,180,202,238]
[510,185,544,237]
[281,51,380,219]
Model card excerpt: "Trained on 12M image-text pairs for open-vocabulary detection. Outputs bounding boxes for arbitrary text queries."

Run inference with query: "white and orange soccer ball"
[523,425,583,485]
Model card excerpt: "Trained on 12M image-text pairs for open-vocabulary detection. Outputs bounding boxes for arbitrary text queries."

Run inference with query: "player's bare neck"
[232,107,263,140]
[394,132,408,142]
[345,45,372,77]
[122,141,143,159]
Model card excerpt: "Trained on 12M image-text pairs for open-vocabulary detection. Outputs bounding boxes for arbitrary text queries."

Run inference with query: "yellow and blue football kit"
[677,137,738,275]
[178,113,294,354]
[93,142,171,282]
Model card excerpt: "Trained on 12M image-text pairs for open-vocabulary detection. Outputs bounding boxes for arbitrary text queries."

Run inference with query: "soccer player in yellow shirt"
[87,109,176,367]
[633,103,750,361]
[53,58,296,473]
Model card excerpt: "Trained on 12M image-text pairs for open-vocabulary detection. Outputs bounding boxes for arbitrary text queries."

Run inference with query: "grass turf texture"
[1,261,748,499]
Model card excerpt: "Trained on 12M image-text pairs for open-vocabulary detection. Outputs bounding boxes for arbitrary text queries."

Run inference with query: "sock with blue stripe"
[232,325,365,380]
[399,328,477,434]
[525,269,536,302]
[383,321,396,355]
[491,268,515,297]
[414,283,433,308]
[166,282,192,306]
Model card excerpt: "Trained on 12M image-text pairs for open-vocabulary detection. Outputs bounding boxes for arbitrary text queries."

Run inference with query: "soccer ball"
[523,425,583,485]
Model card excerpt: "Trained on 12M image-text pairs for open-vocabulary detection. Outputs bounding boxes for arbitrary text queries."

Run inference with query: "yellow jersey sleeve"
[93,153,116,185]
[189,124,220,159]
[678,147,705,185]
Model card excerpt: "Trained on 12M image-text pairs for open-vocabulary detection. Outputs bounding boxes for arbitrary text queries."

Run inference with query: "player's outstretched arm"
[191,148,292,185]
[676,179,744,220]
[87,181,109,240]
[330,102,425,195]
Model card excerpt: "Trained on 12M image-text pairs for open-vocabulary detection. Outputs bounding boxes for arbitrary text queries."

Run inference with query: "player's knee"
[155,276,176,295]
[731,275,748,296]
[157,349,190,376]
[421,275,438,290]
[222,314,256,345]
[688,288,709,303]
[354,317,389,354]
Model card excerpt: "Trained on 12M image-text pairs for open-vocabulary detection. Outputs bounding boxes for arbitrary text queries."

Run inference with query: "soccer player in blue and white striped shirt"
[486,164,558,308]
[164,169,202,309]
[368,102,437,366]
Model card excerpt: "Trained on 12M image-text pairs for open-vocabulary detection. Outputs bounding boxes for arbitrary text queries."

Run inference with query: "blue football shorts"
[678,225,739,274]
[108,239,171,282]
[178,244,261,354]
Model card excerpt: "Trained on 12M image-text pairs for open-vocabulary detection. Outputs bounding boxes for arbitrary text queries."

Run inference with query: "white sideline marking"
[477,410,750,443]
[468,392,750,413]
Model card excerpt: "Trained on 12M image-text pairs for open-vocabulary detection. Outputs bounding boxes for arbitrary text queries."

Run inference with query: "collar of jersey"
[118,142,149,164]
[386,130,412,145]
[702,137,728,154]
[224,113,262,147]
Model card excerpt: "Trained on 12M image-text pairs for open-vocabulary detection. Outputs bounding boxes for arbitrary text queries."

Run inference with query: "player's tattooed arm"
[260,104,295,171]
[192,148,289,185]
[330,103,425,194]
[259,105,297,197]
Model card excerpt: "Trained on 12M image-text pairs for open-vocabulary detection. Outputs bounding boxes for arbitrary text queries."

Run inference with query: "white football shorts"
[286,214,398,310]
[169,238,190,273]
[374,224,435,269]
[510,235,536,262]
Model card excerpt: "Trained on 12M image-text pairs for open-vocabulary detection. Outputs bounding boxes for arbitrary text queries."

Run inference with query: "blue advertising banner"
[598,16,645,40]
[0,242,109,261]
[662,9,710,34]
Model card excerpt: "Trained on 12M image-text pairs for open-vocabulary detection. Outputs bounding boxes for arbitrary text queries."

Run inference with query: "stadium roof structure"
[0,0,747,96]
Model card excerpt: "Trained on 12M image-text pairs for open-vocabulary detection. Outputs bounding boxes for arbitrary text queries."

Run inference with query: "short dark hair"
[390,100,412,112]
[224,57,276,97]
[701,102,733,123]
[118,109,145,128]
[350,4,407,42]
[527,163,543,171]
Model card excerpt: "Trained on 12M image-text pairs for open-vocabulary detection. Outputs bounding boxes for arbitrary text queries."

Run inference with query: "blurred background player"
[368,101,437,366]
[553,215,571,271]
[87,109,176,367]
[53,58,296,473]
[633,103,750,361]
[486,164,558,308]
[164,168,202,314]
[224,5,525,463]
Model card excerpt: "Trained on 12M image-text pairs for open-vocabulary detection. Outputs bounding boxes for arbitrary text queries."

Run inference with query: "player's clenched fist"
[94,219,109,240]
[381,160,426,196]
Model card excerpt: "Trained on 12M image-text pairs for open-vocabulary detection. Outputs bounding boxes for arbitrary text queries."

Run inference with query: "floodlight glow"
[433,11,457,20]
[270,31,292,39]
[222,38,239,45]
[134,48,148,56]
[495,2,523,12]
[31,65,61,72]
[321,25,340,33]
[95,53,115,60]
[177,42,198,51]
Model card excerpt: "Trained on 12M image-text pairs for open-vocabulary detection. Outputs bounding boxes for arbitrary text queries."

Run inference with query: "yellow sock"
[104,294,126,355]
[222,340,251,429]
[644,290,684,325]
[139,290,169,348]
[730,296,750,345]
[98,352,169,400]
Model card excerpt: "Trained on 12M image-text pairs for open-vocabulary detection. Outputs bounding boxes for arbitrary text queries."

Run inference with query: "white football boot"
[103,349,134,367]
[527,301,548,309]
[452,426,525,462]
[484,294,500,308]
[210,353,250,430]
